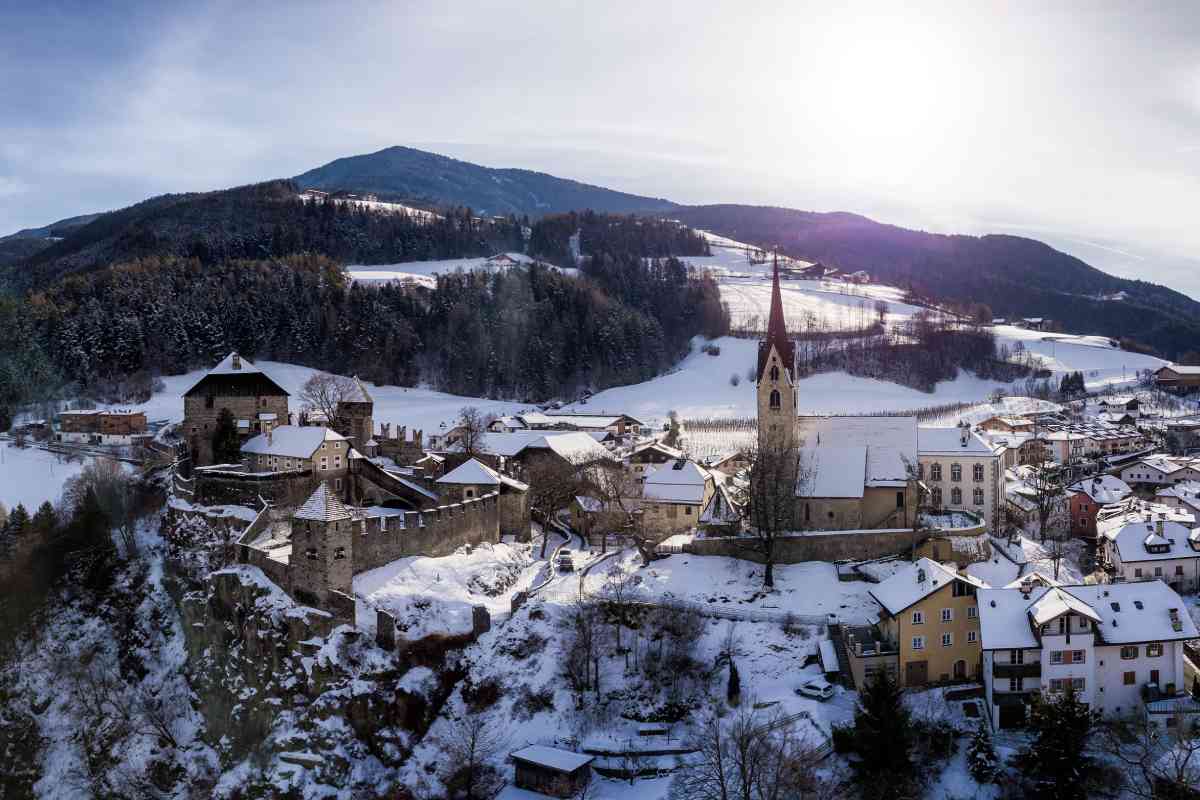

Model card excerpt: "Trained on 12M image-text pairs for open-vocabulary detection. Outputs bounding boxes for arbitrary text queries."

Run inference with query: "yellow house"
[870,558,985,686]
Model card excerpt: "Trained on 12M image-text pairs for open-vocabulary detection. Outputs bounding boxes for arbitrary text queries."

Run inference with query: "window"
[305,547,318,560]
[967,630,977,643]
[1009,649,1024,664]
[1151,669,1160,685]
[932,487,943,507]
[685,506,693,515]
[1050,651,1064,665]
[951,487,962,505]
[1176,565,1185,576]
[912,611,925,625]
[1072,678,1085,691]
[967,606,977,619]
[941,608,953,623]
[1155,566,1163,577]
[930,463,943,481]
[1009,676,1023,691]
[951,464,962,482]
[973,487,985,506]
[918,463,925,479]
[1147,643,1163,658]
[769,365,779,381]
[973,463,985,482]
[953,581,976,598]
[896,491,905,509]
[912,636,925,650]
[1123,671,1136,685]
[769,390,781,410]
[1121,646,1138,660]
[334,457,342,469]
[1071,650,1085,664]
[334,478,343,491]
[334,547,346,560]
[320,457,328,471]
[941,633,953,647]
[1134,568,1143,578]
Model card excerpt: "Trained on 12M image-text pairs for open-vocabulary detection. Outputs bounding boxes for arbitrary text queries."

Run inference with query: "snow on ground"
[717,275,922,330]
[991,324,1169,388]
[581,550,881,624]
[345,252,571,289]
[123,360,540,436]
[353,540,541,637]
[0,441,88,511]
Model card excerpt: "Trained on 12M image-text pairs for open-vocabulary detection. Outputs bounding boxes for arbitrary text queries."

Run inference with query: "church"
[755,257,920,531]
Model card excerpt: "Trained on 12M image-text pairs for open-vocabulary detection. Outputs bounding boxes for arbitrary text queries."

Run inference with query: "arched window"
[951,487,963,505]
[931,487,943,507]
[769,390,781,409]
[973,463,985,482]
[769,365,780,382]
[973,487,985,505]
[951,464,962,482]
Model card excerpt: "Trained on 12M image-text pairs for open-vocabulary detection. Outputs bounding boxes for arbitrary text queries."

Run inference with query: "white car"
[556,549,575,572]
[795,677,835,701]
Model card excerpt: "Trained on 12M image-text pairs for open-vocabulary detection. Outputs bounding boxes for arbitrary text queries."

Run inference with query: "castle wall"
[352,492,501,573]
[687,528,927,563]
[195,468,318,507]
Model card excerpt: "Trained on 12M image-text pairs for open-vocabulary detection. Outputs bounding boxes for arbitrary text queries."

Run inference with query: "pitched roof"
[1028,587,1102,626]
[644,460,710,504]
[870,558,984,617]
[917,426,994,455]
[294,482,352,522]
[510,745,594,772]
[343,376,373,403]
[184,352,289,397]
[797,415,916,487]
[799,446,866,499]
[1068,475,1132,505]
[241,425,347,459]
[437,458,502,486]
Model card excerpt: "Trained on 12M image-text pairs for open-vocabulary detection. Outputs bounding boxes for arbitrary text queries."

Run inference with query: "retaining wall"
[686,528,928,563]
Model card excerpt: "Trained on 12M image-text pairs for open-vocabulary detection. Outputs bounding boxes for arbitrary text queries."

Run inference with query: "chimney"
[232,353,241,370]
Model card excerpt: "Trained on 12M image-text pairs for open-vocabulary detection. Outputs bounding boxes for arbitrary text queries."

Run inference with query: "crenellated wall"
[352,491,501,573]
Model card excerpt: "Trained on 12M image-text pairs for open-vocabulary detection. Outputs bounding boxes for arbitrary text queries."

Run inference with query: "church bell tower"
[756,253,796,451]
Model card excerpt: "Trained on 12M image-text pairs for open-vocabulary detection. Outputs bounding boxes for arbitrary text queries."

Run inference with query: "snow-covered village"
[4,5,1200,800]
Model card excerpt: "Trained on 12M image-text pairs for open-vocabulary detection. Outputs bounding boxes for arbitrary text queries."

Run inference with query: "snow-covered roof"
[1161,365,1200,375]
[525,432,615,464]
[294,482,352,522]
[1156,482,1200,507]
[510,745,594,772]
[799,446,866,498]
[630,439,684,460]
[241,425,347,459]
[644,460,710,504]
[1028,587,1102,626]
[1107,517,1200,564]
[1096,498,1194,538]
[343,376,373,403]
[978,582,1199,650]
[917,426,994,455]
[1068,475,1132,505]
[870,558,984,617]
[437,458,501,486]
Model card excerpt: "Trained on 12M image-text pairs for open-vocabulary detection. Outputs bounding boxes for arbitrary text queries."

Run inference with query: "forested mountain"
[671,205,1200,358]
[3,180,524,291]
[0,212,103,268]
[293,146,678,217]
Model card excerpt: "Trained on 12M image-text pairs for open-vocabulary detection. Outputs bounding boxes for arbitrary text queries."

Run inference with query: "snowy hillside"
[0,441,88,510]
[344,252,575,289]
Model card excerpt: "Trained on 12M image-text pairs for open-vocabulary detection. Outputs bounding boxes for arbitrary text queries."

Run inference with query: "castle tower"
[290,482,355,606]
[756,254,796,452]
[335,376,375,450]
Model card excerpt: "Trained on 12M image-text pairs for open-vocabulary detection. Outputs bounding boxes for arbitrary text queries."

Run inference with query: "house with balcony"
[864,558,986,687]
[979,581,1200,730]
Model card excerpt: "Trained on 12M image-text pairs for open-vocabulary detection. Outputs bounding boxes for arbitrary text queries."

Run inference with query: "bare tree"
[592,464,639,553]
[742,441,811,589]
[63,457,142,557]
[1101,715,1200,799]
[1024,460,1067,543]
[560,598,604,699]
[524,454,589,558]
[298,371,356,425]
[441,710,506,800]
[456,406,494,456]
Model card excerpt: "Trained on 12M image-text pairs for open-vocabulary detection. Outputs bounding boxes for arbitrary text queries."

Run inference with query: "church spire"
[757,250,795,381]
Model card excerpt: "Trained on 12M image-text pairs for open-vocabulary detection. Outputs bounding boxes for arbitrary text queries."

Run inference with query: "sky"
[2,1,1198,295]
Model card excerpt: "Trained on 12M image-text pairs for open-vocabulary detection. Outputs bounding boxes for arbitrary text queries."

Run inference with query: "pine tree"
[6,504,30,538]
[850,670,916,798]
[1016,686,1099,800]
[967,721,1000,784]
[211,408,241,464]
[31,501,57,536]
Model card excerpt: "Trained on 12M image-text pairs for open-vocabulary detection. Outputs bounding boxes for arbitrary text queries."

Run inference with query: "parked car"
[556,549,574,572]
[795,677,835,701]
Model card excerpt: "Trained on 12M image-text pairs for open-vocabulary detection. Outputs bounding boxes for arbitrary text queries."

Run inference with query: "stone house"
[869,558,985,687]
[435,457,530,538]
[918,425,1003,533]
[183,352,290,466]
[640,460,715,537]
[242,425,351,493]
[333,377,374,450]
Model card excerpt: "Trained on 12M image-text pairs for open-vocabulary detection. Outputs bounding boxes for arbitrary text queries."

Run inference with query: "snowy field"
[0,441,88,511]
[118,361,540,437]
[345,252,574,289]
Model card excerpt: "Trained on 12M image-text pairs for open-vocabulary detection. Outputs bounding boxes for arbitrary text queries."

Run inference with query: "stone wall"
[686,528,927,563]
[184,388,289,466]
[194,467,317,507]
[352,492,501,573]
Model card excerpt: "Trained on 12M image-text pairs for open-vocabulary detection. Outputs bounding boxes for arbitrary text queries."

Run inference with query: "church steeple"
[756,252,795,381]
[756,250,797,452]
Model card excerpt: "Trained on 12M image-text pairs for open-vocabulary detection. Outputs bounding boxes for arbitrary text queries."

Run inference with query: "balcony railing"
[994,662,1042,679]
